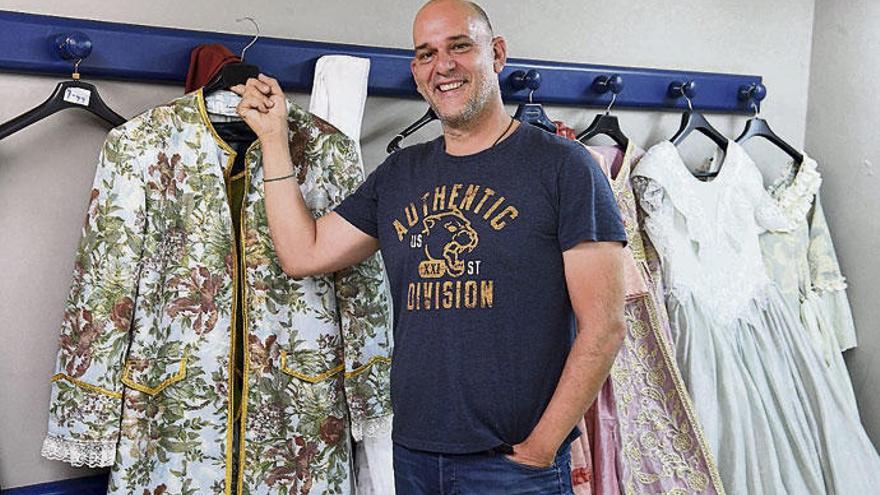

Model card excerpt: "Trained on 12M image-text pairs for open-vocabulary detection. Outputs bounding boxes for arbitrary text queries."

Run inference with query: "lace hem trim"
[41,435,116,468]
[351,414,392,442]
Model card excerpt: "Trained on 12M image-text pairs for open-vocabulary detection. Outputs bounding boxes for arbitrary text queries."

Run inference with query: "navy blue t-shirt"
[334,123,626,454]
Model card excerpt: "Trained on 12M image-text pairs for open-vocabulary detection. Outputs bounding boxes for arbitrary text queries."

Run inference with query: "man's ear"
[491,36,507,74]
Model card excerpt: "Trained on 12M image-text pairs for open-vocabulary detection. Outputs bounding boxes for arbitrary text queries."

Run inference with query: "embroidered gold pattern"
[611,295,725,494]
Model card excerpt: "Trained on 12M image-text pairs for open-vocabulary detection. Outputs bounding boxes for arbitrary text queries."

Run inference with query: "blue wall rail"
[0,10,763,113]
[1,474,107,495]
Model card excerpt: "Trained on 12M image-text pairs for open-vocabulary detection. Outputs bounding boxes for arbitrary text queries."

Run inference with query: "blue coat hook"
[53,31,92,78]
[592,74,624,95]
[738,82,767,112]
[509,69,542,95]
[54,32,92,61]
[737,82,767,102]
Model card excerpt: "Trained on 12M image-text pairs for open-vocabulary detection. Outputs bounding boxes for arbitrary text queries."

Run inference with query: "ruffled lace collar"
[767,155,821,223]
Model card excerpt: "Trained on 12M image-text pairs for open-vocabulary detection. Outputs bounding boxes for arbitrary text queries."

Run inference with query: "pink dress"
[581,140,725,495]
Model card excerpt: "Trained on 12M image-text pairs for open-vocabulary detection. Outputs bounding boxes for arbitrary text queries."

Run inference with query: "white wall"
[0,0,818,488]
[806,0,880,448]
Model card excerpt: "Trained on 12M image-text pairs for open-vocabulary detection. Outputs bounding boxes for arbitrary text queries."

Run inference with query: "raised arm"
[232,74,378,277]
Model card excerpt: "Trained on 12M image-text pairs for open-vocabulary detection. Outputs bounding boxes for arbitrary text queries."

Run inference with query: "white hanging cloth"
[309,54,395,495]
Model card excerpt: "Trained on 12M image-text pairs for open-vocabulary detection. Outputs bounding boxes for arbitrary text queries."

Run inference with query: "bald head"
[462,1,493,36]
[415,0,494,39]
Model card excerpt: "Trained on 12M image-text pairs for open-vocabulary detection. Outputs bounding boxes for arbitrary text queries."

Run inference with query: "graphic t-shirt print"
[391,183,519,312]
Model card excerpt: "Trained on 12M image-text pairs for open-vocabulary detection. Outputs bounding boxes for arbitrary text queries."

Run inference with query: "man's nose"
[435,51,457,73]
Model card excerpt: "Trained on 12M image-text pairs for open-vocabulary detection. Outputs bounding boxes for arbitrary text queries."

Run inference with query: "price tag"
[63,87,92,107]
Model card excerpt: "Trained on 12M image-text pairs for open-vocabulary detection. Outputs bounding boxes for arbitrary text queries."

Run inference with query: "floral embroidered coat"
[42,89,393,495]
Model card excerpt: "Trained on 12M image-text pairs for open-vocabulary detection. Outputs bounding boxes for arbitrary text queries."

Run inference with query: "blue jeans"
[393,443,574,495]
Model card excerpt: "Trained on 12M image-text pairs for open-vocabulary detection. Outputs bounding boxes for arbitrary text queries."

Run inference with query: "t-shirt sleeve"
[556,146,628,251]
[334,163,382,239]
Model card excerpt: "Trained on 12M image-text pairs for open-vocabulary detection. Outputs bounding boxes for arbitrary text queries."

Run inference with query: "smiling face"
[411,0,505,129]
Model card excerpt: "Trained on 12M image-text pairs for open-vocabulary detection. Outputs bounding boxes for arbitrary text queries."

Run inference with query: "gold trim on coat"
[279,351,392,383]
[120,351,189,395]
[49,373,122,399]
[196,87,240,495]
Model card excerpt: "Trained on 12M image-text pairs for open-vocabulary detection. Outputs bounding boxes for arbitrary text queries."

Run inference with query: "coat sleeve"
[42,128,146,467]
[320,130,394,442]
[808,192,857,351]
[333,257,393,440]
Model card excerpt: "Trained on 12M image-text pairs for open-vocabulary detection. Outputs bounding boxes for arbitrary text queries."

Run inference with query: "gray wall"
[0,0,821,488]
[806,0,880,451]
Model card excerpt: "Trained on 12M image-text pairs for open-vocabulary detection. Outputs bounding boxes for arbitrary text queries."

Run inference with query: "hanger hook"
[604,92,618,115]
[680,87,694,112]
[528,88,535,104]
[751,101,759,118]
[72,58,83,80]
[236,16,261,62]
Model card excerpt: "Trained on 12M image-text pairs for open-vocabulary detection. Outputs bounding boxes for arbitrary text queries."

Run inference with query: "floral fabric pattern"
[43,89,392,495]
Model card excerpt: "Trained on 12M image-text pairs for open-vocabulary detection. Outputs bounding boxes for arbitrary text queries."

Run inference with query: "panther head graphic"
[421,208,479,278]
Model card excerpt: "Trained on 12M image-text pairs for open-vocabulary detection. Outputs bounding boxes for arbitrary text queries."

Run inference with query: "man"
[231,1,626,493]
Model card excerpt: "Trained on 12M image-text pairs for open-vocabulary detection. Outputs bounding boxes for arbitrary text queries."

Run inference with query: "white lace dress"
[631,141,880,494]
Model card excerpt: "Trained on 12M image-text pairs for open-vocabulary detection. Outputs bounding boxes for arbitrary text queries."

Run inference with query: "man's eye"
[417,52,434,62]
[452,43,471,51]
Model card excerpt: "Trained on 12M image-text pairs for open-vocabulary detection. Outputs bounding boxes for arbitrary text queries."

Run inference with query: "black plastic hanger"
[508,69,556,133]
[665,81,729,178]
[577,92,629,148]
[514,104,557,133]
[386,108,438,153]
[513,89,557,134]
[576,114,629,148]
[203,63,261,96]
[0,75,126,141]
[669,110,729,150]
[203,17,262,96]
[669,82,730,179]
[202,17,265,152]
[669,110,729,179]
[735,104,803,166]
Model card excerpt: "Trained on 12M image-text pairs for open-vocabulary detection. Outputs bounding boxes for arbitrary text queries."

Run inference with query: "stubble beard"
[430,73,497,131]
